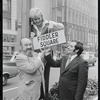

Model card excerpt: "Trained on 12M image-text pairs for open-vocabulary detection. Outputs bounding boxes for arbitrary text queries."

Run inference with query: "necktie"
[65,55,71,68]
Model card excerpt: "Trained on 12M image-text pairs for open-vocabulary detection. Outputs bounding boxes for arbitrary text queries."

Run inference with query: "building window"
[3,0,11,12]
[79,13,82,26]
[74,10,77,24]
[57,16,62,23]
[3,46,9,51]
[67,7,70,22]
[11,46,15,54]
[57,0,62,7]
[57,7,62,16]
[3,46,10,55]
[3,18,11,29]
[3,34,7,42]
[62,7,65,22]
[52,8,57,21]
[68,8,71,23]
[72,9,74,24]
[52,0,57,8]
[70,8,73,23]
[76,11,79,25]
[85,16,88,28]
[74,25,77,40]
[62,0,66,6]
[3,34,16,43]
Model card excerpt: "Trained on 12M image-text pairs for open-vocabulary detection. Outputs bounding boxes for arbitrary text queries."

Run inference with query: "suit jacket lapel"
[60,56,68,75]
[61,56,80,75]
[63,56,68,69]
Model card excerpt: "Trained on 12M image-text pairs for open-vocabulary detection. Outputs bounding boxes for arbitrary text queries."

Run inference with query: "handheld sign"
[33,29,66,50]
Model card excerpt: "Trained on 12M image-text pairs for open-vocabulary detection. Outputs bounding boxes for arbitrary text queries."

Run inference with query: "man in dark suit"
[44,40,89,100]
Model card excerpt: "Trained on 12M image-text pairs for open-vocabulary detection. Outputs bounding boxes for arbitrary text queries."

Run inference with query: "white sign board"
[33,29,66,50]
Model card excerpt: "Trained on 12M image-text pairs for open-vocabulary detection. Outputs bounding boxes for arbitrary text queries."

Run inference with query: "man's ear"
[74,49,79,53]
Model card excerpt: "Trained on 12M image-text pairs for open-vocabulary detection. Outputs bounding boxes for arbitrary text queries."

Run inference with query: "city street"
[3,0,98,100]
[3,58,98,100]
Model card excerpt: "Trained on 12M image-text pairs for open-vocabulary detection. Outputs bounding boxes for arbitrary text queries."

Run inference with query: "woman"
[29,8,64,100]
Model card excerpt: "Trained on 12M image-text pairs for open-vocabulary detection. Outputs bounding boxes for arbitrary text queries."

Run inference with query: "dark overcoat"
[45,54,88,100]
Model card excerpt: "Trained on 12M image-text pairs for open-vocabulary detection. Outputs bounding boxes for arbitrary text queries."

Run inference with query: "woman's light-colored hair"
[29,8,44,20]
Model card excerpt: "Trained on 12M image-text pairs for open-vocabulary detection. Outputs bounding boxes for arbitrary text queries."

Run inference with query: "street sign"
[32,29,66,50]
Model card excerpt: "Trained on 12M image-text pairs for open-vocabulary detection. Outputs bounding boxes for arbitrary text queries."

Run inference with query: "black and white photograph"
[3,0,98,100]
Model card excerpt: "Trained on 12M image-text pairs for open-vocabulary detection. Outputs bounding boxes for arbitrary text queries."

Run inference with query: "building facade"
[3,0,17,58]
[52,0,98,52]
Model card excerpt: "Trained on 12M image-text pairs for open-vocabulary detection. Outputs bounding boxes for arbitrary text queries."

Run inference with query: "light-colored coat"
[16,52,45,100]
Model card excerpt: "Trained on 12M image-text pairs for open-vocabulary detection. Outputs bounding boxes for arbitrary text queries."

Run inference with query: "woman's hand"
[30,32,36,38]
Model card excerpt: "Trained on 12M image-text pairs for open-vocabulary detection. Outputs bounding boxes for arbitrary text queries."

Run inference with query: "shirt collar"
[70,54,77,61]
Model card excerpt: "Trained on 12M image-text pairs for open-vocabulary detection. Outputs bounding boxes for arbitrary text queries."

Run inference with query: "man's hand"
[38,51,46,64]
[56,51,62,60]
[38,52,44,60]
[53,51,62,61]
[44,47,51,56]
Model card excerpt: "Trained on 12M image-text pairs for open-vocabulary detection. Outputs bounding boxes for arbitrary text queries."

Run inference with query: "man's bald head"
[20,38,33,56]
[20,38,32,46]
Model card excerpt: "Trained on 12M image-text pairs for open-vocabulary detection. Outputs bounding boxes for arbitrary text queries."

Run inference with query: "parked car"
[3,55,12,62]
[3,51,19,86]
[81,51,97,66]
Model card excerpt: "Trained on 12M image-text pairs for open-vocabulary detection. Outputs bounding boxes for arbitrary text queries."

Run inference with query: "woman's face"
[32,14,43,26]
